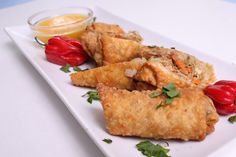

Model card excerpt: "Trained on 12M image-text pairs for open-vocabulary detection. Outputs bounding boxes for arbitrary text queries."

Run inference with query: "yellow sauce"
[35,14,88,43]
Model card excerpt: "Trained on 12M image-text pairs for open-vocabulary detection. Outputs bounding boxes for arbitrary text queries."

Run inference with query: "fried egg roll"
[97,84,218,141]
[79,22,143,66]
[70,59,145,90]
[134,50,216,88]
[101,35,142,65]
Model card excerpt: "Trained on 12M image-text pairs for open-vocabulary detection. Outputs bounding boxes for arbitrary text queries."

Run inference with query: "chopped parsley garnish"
[82,90,100,104]
[73,66,81,72]
[103,138,112,144]
[156,102,163,109]
[166,90,180,98]
[149,83,180,108]
[136,140,170,157]
[162,83,176,91]
[149,92,161,98]
[165,98,173,104]
[162,83,180,104]
[60,64,71,73]
[60,65,89,73]
[228,115,236,123]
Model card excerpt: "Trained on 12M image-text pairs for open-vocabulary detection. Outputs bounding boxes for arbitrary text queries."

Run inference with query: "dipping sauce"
[37,14,86,27]
[35,14,88,43]
[28,7,93,43]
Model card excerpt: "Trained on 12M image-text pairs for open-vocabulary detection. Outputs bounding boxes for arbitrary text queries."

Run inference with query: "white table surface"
[1,0,236,157]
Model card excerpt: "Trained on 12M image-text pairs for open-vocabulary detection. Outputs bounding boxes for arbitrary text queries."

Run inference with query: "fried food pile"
[71,22,219,141]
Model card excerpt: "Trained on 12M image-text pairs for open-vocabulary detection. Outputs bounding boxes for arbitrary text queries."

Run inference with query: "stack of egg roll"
[70,22,219,141]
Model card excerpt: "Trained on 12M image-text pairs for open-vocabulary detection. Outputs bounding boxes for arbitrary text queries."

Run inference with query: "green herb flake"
[156,102,163,109]
[82,90,100,104]
[228,115,236,123]
[165,98,173,104]
[136,140,170,157]
[149,83,180,108]
[60,64,71,73]
[149,92,162,98]
[161,83,180,104]
[103,138,112,144]
[166,90,180,98]
[163,83,176,91]
[73,66,81,72]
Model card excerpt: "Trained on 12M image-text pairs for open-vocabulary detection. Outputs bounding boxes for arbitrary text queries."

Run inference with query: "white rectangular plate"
[5,6,236,157]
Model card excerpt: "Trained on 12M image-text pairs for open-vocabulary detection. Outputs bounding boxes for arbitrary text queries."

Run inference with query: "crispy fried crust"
[79,31,102,64]
[134,50,216,88]
[87,22,125,34]
[101,35,141,65]
[133,81,156,91]
[135,60,193,88]
[70,61,143,90]
[79,23,143,66]
[97,84,218,141]
[79,22,125,66]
